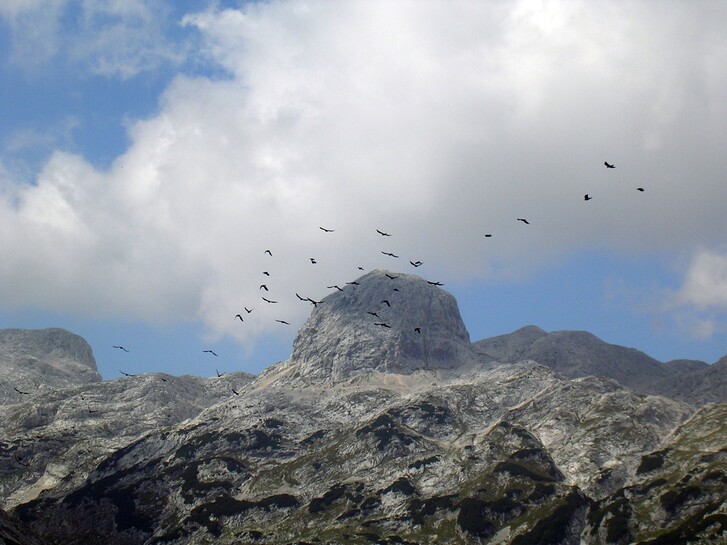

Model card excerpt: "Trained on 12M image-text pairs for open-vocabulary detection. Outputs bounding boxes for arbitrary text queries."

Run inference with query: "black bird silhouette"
[161,377,168,382]
[113,345,129,352]
[276,320,290,325]
[203,350,218,357]
[393,288,400,292]
[231,388,240,396]
[319,226,334,232]
[374,322,392,328]
[328,285,343,291]
[307,298,323,307]
[410,260,423,267]
[259,284,269,291]
[262,271,270,276]
[235,314,244,322]
[264,249,272,256]
[381,251,399,258]
[13,386,29,395]
[385,273,398,279]
[244,307,254,313]
[637,187,645,192]
[119,370,135,376]
[604,161,615,169]
[367,311,380,318]
[216,369,224,377]
[296,293,307,301]
[516,218,530,225]
[347,281,360,285]
[262,297,278,303]
[381,299,391,307]
[484,234,493,238]
[414,327,421,333]
[358,266,364,271]
[584,194,592,201]
[376,229,392,236]
[427,281,444,286]
[310,258,317,264]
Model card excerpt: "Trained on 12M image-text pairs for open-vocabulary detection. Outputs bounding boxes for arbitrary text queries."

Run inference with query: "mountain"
[1,271,725,544]
[0,328,101,405]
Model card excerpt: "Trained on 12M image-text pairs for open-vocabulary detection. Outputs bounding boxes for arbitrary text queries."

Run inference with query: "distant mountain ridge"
[1,271,725,544]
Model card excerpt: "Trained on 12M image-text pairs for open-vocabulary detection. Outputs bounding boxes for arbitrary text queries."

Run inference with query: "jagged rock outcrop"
[1,271,724,544]
[264,270,474,384]
[0,328,101,405]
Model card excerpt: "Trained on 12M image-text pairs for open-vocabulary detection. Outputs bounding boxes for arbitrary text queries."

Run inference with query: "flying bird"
[604,161,615,169]
[262,271,270,276]
[319,226,334,233]
[584,194,592,201]
[381,299,391,307]
[381,251,399,258]
[410,260,423,267]
[347,281,360,286]
[264,249,272,256]
[262,297,278,303]
[427,281,444,286]
[385,273,398,279]
[637,187,645,192]
[231,388,240,396]
[310,258,317,264]
[484,234,493,238]
[276,320,290,325]
[235,314,244,322]
[376,229,392,236]
[259,284,269,291]
[13,386,29,395]
[296,293,307,301]
[374,322,392,328]
[203,350,218,357]
[414,327,421,334]
[119,370,135,376]
[216,369,224,377]
[244,307,254,313]
[113,345,129,352]
[516,218,530,225]
[358,266,365,271]
[307,298,323,307]
[328,285,343,291]
[367,311,380,318]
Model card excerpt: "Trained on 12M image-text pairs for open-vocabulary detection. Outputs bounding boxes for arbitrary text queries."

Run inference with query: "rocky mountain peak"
[284,270,473,383]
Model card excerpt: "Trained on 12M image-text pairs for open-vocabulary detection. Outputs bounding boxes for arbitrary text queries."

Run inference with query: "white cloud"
[2,0,727,349]
[676,250,727,311]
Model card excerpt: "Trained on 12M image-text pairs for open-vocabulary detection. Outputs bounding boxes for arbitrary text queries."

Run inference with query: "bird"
[367,311,380,318]
[244,307,254,313]
[259,284,269,291]
[262,297,278,303]
[385,273,398,279]
[262,271,270,276]
[637,187,645,192]
[376,229,392,236]
[307,298,323,307]
[374,322,392,328]
[427,281,444,286]
[296,293,307,301]
[381,251,399,258]
[276,320,290,325]
[216,369,224,377]
[119,370,135,376]
[358,266,364,271]
[604,161,615,169]
[328,285,343,291]
[310,258,317,264]
[231,388,240,396]
[235,314,244,322]
[203,350,218,357]
[410,260,423,267]
[381,299,391,307]
[484,234,493,238]
[113,345,129,352]
[346,281,360,286]
[584,194,592,201]
[319,226,334,233]
[414,327,421,334]
[516,218,530,225]
[13,386,29,395]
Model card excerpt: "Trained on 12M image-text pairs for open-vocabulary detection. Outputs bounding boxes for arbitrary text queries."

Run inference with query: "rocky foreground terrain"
[1,270,725,544]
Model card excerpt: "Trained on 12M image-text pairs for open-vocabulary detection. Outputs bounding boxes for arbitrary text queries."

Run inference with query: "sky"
[1,0,726,380]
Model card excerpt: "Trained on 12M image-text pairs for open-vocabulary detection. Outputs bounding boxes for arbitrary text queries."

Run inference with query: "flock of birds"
[9,161,645,397]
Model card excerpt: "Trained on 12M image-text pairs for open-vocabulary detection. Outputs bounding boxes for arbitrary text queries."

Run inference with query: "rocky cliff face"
[1,272,725,545]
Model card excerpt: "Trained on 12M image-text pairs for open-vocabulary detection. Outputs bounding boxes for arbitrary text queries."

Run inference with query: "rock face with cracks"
[1,271,725,545]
